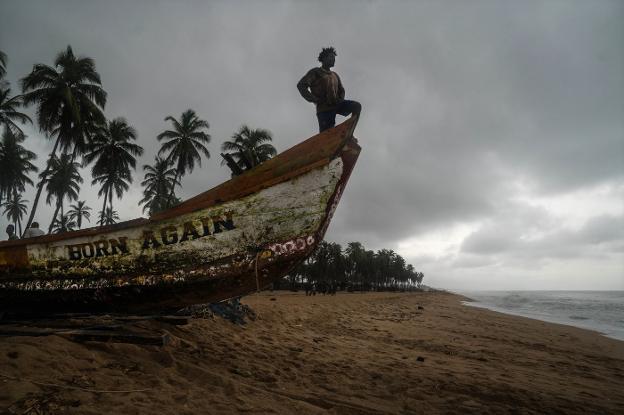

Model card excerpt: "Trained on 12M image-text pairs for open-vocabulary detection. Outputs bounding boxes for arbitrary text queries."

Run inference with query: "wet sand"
[1,291,623,414]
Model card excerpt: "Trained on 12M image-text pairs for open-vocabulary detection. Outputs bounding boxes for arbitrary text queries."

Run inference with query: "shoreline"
[462,300,624,343]
[456,291,624,342]
[1,291,623,414]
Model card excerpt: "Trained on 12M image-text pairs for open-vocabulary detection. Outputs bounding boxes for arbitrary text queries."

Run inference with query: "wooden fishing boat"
[0,117,361,313]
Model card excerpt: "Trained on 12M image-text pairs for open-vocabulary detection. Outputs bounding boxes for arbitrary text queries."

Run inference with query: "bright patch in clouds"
[397,223,479,259]
[516,182,624,230]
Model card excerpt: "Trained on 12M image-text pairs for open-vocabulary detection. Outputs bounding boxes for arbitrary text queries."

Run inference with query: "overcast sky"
[1,0,622,290]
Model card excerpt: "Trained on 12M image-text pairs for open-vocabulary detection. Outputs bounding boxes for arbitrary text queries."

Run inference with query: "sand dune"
[1,291,623,414]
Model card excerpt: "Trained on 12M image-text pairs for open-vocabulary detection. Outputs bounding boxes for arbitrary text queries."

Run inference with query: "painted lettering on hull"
[66,213,235,261]
[67,237,129,260]
[141,213,235,249]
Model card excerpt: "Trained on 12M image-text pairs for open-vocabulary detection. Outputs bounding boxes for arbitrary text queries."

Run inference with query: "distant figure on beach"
[5,224,18,241]
[297,47,361,133]
[22,221,45,238]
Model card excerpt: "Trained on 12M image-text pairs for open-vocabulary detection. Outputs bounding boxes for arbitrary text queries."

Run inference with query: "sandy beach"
[1,291,623,414]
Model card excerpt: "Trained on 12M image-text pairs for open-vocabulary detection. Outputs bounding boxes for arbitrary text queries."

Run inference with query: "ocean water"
[457,291,624,341]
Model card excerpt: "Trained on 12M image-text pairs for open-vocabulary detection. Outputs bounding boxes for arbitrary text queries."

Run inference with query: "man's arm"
[297,69,318,103]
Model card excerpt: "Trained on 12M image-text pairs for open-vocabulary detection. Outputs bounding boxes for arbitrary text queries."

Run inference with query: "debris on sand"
[179,297,257,325]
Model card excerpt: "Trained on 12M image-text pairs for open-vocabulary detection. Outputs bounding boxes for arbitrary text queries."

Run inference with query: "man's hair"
[32,222,39,228]
[318,47,337,62]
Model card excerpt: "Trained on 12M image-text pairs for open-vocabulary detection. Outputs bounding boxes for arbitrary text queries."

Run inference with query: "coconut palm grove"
[0,46,424,291]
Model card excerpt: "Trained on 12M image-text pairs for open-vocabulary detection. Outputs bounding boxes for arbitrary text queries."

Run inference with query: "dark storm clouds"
[1,0,622,288]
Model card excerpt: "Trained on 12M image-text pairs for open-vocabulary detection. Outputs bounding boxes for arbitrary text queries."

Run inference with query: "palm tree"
[221,125,277,171]
[0,50,7,79]
[0,128,37,207]
[375,249,396,290]
[326,242,346,284]
[44,154,82,233]
[50,214,76,234]
[98,207,119,226]
[157,109,210,203]
[2,192,28,235]
[67,200,92,229]
[0,87,32,136]
[345,241,366,289]
[416,272,424,288]
[140,156,179,215]
[21,45,107,232]
[92,169,131,223]
[84,117,143,216]
[290,239,421,292]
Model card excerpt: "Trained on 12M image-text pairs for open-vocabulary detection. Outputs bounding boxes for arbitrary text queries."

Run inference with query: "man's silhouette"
[297,47,361,133]
[5,224,18,240]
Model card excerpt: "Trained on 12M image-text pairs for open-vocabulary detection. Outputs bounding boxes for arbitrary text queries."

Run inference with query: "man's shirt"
[297,67,345,113]
[23,228,45,238]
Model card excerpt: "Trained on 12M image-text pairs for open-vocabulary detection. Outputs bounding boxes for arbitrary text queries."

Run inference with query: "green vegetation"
[50,214,76,234]
[67,200,92,229]
[140,156,179,215]
[20,46,107,232]
[44,154,82,233]
[156,109,211,205]
[99,207,119,226]
[221,125,276,171]
[0,128,37,211]
[0,84,32,136]
[84,117,143,224]
[285,241,424,292]
[0,51,7,80]
[2,47,284,234]
[2,192,28,236]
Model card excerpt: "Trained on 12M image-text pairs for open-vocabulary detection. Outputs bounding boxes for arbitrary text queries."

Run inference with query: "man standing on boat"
[297,47,361,133]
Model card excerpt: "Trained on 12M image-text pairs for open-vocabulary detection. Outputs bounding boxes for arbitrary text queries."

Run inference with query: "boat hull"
[0,119,360,313]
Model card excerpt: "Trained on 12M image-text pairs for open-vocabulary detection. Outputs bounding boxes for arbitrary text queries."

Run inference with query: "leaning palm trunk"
[100,190,108,226]
[25,176,48,235]
[48,200,62,234]
[167,171,181,206]
[23,137,61,235]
